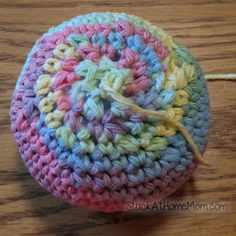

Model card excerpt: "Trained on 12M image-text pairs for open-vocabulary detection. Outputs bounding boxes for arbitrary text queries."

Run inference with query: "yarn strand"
[206,73,236,80]
[101,83,210,167]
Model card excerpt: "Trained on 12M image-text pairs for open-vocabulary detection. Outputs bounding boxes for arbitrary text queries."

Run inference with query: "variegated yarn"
[10,12,211,212]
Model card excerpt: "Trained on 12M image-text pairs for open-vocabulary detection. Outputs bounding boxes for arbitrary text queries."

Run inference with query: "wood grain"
[0,0,236,235]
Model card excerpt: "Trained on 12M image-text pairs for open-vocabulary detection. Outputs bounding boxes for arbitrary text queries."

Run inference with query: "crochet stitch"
[10,12,210,212]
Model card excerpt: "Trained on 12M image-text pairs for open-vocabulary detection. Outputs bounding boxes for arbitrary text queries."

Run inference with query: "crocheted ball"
[10,12,210,212]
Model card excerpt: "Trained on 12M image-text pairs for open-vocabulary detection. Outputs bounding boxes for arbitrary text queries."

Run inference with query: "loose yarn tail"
[102,73,235,167]
[205,73,236,80]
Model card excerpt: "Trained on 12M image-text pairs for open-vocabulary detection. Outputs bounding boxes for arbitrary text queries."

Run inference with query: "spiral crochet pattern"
[10,12,210,212]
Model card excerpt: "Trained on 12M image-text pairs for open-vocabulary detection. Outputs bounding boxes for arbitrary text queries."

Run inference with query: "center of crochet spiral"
[72,57,133,119]
[35,21,181,160]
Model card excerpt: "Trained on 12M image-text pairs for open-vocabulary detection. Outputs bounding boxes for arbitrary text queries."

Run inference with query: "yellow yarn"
[205,74,236,80]
[174,90,189,106]
[53,44,77,59]
[38,90,62,114]
[35,75,52,96]
[43,58,62,73]
[100,83,210,167]
[45,110,65,128]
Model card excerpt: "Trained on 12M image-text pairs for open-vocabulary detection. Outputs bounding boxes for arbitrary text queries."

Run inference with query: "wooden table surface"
[0,0,236,235]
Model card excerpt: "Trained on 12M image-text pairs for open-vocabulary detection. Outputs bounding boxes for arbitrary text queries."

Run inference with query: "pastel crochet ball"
[10,12,210,212]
